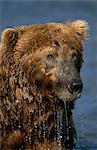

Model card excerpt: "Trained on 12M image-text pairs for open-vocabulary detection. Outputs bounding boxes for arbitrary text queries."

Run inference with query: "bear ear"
[70,20,89,40]
[1,28,18,48]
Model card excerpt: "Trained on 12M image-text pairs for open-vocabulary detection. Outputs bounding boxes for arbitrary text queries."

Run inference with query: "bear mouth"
[35,78,82,102]
[53,80,83,101]
[55,87,82,102]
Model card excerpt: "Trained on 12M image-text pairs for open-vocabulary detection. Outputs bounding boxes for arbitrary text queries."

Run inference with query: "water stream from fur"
[19,97,74,150]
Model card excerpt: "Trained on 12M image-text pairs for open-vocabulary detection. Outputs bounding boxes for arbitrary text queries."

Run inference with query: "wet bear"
[0,20,88,149]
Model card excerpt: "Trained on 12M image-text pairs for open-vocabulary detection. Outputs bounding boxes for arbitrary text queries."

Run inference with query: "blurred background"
[0,1,97,149]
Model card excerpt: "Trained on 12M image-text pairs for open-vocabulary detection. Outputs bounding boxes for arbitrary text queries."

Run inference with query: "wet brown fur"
[0,20,88,150]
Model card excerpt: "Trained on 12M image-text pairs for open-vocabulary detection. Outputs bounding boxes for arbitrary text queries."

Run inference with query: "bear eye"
[72,53,77,61]
[47,54,54,60]
[72,53,81,72]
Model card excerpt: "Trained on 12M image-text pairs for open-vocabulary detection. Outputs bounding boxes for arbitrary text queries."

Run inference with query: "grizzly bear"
[0,20,88,150]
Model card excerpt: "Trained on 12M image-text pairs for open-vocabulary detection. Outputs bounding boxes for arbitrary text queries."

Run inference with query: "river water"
[0,1,97,150]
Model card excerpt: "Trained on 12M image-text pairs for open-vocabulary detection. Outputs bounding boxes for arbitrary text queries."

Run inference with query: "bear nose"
[68,79,83,94]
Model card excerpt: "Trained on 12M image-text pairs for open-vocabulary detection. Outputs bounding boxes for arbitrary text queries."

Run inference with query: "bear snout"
[67,79,83,94]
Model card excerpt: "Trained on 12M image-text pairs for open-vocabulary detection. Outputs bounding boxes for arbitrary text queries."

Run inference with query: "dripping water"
[28,112,32,145]
[56,110,63,150]
[26,96,73,149]
[53,104,57,149]
[64,101,70,142]
[39,107,46,141]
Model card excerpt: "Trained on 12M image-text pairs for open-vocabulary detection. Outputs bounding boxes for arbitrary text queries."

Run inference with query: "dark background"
[0,1,97,149]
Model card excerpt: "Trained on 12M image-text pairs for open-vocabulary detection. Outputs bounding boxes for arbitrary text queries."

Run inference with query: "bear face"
[0,20,88,150]
[4,20,87,101]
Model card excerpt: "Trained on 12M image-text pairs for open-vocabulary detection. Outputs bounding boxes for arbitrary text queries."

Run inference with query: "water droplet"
[25,135,29,143]
[19,145,24,150]
[18,124,21,129]
[16,99,19,104]
[28,134,32,144]
[42,121,46,139]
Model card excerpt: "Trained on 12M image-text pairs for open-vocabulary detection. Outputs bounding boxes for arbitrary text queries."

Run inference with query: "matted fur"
[0,20,88,150]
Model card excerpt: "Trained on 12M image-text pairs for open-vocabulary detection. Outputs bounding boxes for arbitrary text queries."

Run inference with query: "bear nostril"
[68,80,83,94]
